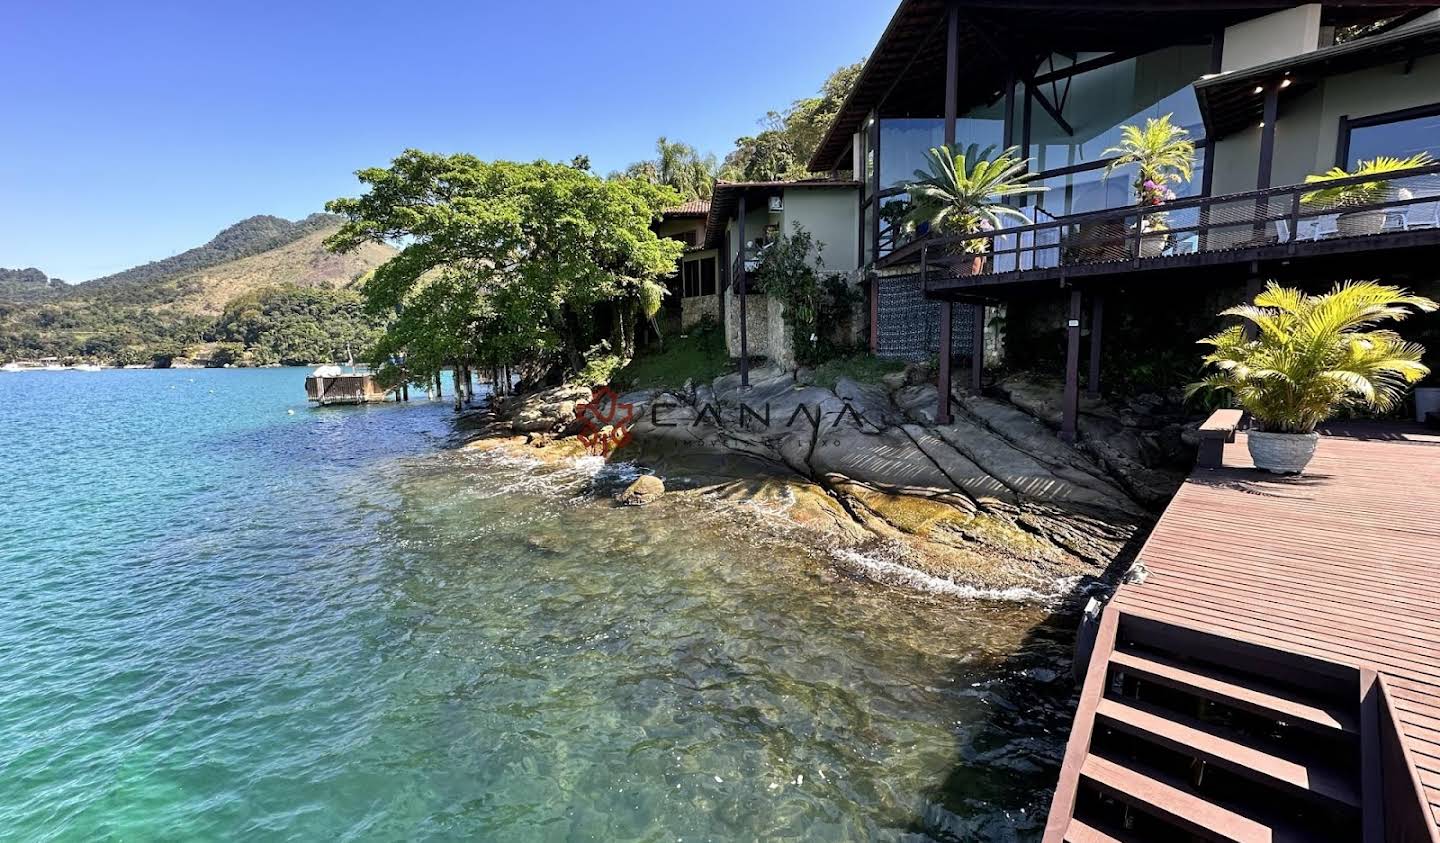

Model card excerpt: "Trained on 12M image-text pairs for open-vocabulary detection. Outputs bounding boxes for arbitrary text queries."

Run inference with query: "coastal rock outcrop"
[616,474,664,506]
[481,365,1194,592]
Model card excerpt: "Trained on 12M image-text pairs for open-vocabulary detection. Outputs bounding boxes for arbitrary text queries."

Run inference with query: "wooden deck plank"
[1099,428,1440,835]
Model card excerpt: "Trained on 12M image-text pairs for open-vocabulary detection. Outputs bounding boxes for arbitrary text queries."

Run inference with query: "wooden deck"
[1046,424,1440,841]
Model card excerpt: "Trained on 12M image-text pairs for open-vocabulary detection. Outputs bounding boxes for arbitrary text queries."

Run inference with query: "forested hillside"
[0,216,394,365]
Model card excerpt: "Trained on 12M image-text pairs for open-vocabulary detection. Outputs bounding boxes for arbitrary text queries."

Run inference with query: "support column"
[1256,86,1279,190]
[943,4,959,147]
[1086,294,1104,399]
[1061,289,1083,443]
[970,303,984,393]
[737,193,749,389]
[937,301,953,425]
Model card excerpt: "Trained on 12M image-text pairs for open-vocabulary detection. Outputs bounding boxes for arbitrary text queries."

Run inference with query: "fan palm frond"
[1101,114,1196,187]
[900,145,1046,251]
[1190,281,1435,433]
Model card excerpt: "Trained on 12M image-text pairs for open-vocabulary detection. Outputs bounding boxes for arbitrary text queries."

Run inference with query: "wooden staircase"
[1044,607,1378,843]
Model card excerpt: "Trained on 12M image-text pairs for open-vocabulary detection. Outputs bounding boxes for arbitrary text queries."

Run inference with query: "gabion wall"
[874,274,974,361]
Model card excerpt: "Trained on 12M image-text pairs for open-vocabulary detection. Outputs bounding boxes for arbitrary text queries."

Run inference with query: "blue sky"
[0,1,892,282]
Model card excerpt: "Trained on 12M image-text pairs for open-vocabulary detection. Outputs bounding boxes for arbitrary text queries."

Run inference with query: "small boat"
[72,364,103,372]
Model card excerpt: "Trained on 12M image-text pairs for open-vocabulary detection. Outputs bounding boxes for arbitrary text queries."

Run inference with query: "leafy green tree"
[325,151,685,385]
[720,62,863,182]
[619,137,718,200]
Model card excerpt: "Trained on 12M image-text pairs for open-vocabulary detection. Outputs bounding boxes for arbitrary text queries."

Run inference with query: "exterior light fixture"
[1253,85,1265,94]
[1259,121,1266,128]
[1280,78,1292,88]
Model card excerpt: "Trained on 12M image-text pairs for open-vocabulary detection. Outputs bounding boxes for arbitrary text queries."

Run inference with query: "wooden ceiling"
[808,0,1433,171]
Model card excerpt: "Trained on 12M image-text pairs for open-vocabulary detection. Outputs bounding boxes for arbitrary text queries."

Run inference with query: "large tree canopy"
[616,137,718,200]
[325,150,685,385]
[720,62,863,182]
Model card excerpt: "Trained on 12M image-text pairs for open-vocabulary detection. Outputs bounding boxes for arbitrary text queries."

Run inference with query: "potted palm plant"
[902,144,1046,276]
[1302,153,1434,237]
[1102,114,1196,258]
[1188,281,1435,474]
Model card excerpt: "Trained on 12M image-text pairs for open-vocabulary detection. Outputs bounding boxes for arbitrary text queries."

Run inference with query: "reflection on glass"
[878,105,1006,190]
[1027,46,1209,174]
[1347,113,1440,168]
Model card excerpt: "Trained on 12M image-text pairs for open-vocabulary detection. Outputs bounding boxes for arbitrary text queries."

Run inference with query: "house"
[802,2,1440,840]
[701,179,861,379]
[653,199,722,332]
[806,0,1440,434]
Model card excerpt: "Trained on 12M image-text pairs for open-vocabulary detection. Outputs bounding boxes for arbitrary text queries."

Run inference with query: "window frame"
[1336,101,1440,168]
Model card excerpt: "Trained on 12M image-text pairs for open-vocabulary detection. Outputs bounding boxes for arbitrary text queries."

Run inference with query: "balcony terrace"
[918,162,1440,300]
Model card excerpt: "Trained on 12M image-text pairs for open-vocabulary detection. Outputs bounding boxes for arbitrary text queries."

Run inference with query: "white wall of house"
[1221,5,1322,73]
[1210,56,1440,194]
[779,188,860,272]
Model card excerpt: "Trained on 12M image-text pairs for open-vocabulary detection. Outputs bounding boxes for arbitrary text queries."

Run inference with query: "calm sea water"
[0,368,1076,841]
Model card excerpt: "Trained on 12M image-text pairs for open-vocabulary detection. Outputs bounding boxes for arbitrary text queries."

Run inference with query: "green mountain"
[0,215,395,364]
[0,268,68,304]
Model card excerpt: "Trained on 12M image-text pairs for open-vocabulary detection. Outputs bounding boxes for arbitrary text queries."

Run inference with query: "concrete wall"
[1221,4,1322,73]
[779,188,860,272]
[656,217,706,246]
[1211,56,1440,195]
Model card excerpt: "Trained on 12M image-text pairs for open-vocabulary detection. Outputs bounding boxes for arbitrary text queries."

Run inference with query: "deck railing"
[919,163,1440,290]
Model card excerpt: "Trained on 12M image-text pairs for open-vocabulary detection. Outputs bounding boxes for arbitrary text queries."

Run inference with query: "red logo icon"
[575,386,634,457]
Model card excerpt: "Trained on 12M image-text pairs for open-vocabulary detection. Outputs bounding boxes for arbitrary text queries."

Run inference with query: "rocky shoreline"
[460,366,1201,595]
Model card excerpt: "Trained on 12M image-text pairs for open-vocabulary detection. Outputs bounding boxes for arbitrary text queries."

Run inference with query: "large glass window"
[1027,46,1210,175]
[1344,106,1440,167]
[878,103,1005,190]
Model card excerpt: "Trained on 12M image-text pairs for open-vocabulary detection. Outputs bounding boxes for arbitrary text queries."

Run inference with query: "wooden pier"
[1046,421,1440,842]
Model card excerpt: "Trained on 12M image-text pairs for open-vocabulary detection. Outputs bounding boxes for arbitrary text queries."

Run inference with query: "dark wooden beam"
[737,193,749,389]
[1256,86,1280,189]
[937,301,954,425]
[970,303,985,393]
[1025,77,1075,137]
[1086,293,1104,398]
[1061,289,1082,443]
[944,3,960,146]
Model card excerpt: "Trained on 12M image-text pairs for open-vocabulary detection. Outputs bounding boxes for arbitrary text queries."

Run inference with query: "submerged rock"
[616,474,664,506]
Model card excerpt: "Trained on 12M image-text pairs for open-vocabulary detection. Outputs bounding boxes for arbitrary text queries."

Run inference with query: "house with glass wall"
[804,3,1440,840]
[808,0,1440,436]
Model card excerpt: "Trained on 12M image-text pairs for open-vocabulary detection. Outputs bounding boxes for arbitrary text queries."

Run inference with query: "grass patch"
[810,352,905,389]
[613,320,733,391]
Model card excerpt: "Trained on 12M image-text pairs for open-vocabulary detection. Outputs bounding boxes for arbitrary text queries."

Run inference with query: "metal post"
[970,303,984,393]
[1086,294,1104,399]
[937,301,953,425]
[737,193,749,389]
[1061,289,1083,443]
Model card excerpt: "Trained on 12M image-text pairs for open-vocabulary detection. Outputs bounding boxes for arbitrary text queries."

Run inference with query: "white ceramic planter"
[1247,431,1320,475]
[1336,209,1385,238]
[1139,234,1168,258]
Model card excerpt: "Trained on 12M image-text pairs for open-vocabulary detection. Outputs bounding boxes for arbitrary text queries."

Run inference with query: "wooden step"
[1063,817,1125,843]
[1095,697,1359,809]
[1080,754,1305,843]
[1110,648,1357,735]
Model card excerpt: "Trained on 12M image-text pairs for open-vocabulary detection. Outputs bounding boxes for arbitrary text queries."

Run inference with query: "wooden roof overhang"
[702,180,860,249]
[808,0,1433,172]
[1197,19,1440,139]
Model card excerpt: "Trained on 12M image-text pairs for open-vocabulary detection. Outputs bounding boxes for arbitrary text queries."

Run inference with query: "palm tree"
[902,144,1046,253]
[1302,152,1434,208]
[1102,114,1196,201]
[1187,281,1435,433]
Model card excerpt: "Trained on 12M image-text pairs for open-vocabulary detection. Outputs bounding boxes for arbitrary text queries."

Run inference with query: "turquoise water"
[0,368,1075,841]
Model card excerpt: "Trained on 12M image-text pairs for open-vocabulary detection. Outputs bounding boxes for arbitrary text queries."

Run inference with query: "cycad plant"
[903,144,1046,254]
[1301,153,1434,208]
[1187,281,1435,433]
[1102,114,1196,205]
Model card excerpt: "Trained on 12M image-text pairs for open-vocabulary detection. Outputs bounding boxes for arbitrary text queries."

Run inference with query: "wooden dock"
[1045,423,1440,842]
